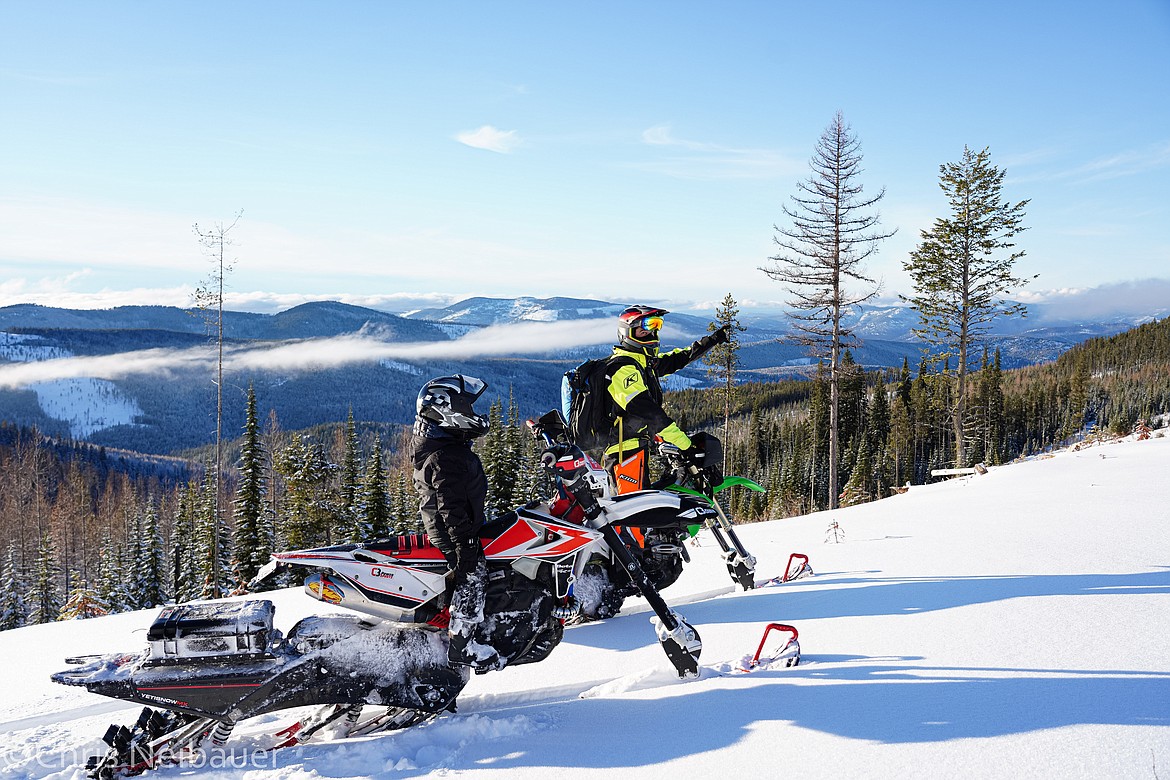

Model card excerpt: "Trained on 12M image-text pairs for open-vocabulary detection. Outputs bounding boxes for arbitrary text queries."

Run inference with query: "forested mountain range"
[0,296,1157,455]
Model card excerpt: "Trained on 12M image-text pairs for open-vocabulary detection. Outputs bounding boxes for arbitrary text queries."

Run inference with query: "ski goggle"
[638,315,664,332]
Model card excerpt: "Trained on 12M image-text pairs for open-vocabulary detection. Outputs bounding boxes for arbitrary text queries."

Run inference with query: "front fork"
[598,524,702,678]
[706,498,757,591]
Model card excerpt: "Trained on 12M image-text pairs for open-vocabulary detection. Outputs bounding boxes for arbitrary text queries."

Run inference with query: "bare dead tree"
[760,113,893,509]
[192,209,241,598]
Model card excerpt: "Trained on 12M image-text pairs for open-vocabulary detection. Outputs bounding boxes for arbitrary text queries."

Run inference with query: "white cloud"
[636,124,802,180]
[455,125,521,154]
[1011,140,1170,186]
[0,318,617,389]
[1026,278,1170,321]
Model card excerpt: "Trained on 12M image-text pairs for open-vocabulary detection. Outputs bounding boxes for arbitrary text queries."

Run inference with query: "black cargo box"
[145,599,275,665]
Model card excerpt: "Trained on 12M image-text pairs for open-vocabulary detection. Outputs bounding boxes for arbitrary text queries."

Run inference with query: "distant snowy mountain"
[404,296,625,325]
[0,301,451,341]
[403,296,718,338]
[0,297,1161,454]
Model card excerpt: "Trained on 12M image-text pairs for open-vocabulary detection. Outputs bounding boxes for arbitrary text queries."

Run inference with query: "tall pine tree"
[762,112,894,508]
[903,145,1030,467]
[232,383,269,582]
[29,531,61,624]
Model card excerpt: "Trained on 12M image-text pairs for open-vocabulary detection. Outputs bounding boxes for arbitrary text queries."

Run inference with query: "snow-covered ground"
[2,434,1168,779]
[1,332,142,438]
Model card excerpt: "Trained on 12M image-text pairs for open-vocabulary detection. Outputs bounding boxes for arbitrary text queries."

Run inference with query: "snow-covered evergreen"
[57,573,108,620]
[356,435,391,540]
[233,384,270,581]
[169,483,199,603]
[193,473,233,598]
[135,499,167,608]
[28,532,61,624]
[274,433,339,549]
[0,544,28,630]
[336,409,362,544]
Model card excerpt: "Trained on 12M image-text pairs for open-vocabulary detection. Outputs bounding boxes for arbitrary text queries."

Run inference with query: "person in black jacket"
[409,374,493,668]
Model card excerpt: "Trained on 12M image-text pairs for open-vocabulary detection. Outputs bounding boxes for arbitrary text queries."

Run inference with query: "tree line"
[0,382,549,629]
[672,316,1169,523]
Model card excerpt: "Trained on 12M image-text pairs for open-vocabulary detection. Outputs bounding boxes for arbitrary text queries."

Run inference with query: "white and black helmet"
[416,374,490,438]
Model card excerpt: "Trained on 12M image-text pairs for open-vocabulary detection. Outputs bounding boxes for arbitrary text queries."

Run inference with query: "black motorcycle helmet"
[617,305,668,356]
[415,374,490,438]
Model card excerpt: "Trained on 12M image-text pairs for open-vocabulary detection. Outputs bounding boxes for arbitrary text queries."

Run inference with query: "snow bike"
[527,409,762,611]
[50,439,711,778]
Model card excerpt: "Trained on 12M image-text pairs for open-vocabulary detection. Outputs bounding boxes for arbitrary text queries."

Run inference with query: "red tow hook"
[270,721,304,749]
[749,623,800,669]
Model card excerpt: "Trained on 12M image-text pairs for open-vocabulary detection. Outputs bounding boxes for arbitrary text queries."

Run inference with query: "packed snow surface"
[2,435,1168,779]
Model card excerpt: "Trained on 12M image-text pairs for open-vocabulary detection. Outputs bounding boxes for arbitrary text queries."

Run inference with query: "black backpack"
[560,356,635,451]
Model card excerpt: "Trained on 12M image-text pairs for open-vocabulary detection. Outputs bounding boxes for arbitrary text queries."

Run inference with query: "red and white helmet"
[617,305,668,355]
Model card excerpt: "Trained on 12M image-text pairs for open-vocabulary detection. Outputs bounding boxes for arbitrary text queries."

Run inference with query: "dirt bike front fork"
[705,500,757,590]
[598,524,702,678]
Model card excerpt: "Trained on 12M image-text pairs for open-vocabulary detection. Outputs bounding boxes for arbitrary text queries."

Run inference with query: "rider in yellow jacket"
[604,305,729,493]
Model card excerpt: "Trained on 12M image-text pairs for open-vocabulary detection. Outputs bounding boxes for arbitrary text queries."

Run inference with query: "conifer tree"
[336,409,361,543]
[479,399,511,517]
[232,383,269,582]
[95,529,124,613]
[137,499,167,608]
[762,112,894,508]
[194,473,232,599]
[839,438,873,507]
[981,348,1006,464]
[29,531,61,624]
[169,482,199,603]
[390,468,418,534]
[513,428,547,505]
[193,210,241,598]
[0,544,28,630]
[704,293,746,464]
[58,573,109,620]
[357,435,391,540]
[903,145,1030,467]
[275,433,339,549]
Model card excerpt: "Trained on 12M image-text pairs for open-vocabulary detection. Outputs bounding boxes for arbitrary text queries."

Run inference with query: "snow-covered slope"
[1,332,142,438]
[3,434,1168,779]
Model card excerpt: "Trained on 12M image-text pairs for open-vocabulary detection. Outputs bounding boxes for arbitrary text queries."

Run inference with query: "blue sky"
[2,1,1168,317]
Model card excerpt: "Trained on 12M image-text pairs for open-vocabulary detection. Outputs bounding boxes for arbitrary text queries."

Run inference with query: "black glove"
[712,324,732,344]
[683,431,724,485]
[454,537,484,576]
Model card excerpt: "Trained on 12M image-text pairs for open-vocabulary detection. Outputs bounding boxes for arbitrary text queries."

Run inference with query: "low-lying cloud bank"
[0,319,616,389]
[1020,278,1170,321]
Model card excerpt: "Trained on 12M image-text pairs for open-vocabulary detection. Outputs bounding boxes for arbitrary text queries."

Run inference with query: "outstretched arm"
[655,325,730,375]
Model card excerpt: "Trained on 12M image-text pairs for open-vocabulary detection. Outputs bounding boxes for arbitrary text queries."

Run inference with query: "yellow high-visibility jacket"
[603,335,720,459]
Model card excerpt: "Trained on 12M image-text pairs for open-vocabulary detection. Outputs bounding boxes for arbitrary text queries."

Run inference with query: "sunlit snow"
[2,434,1168,779]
